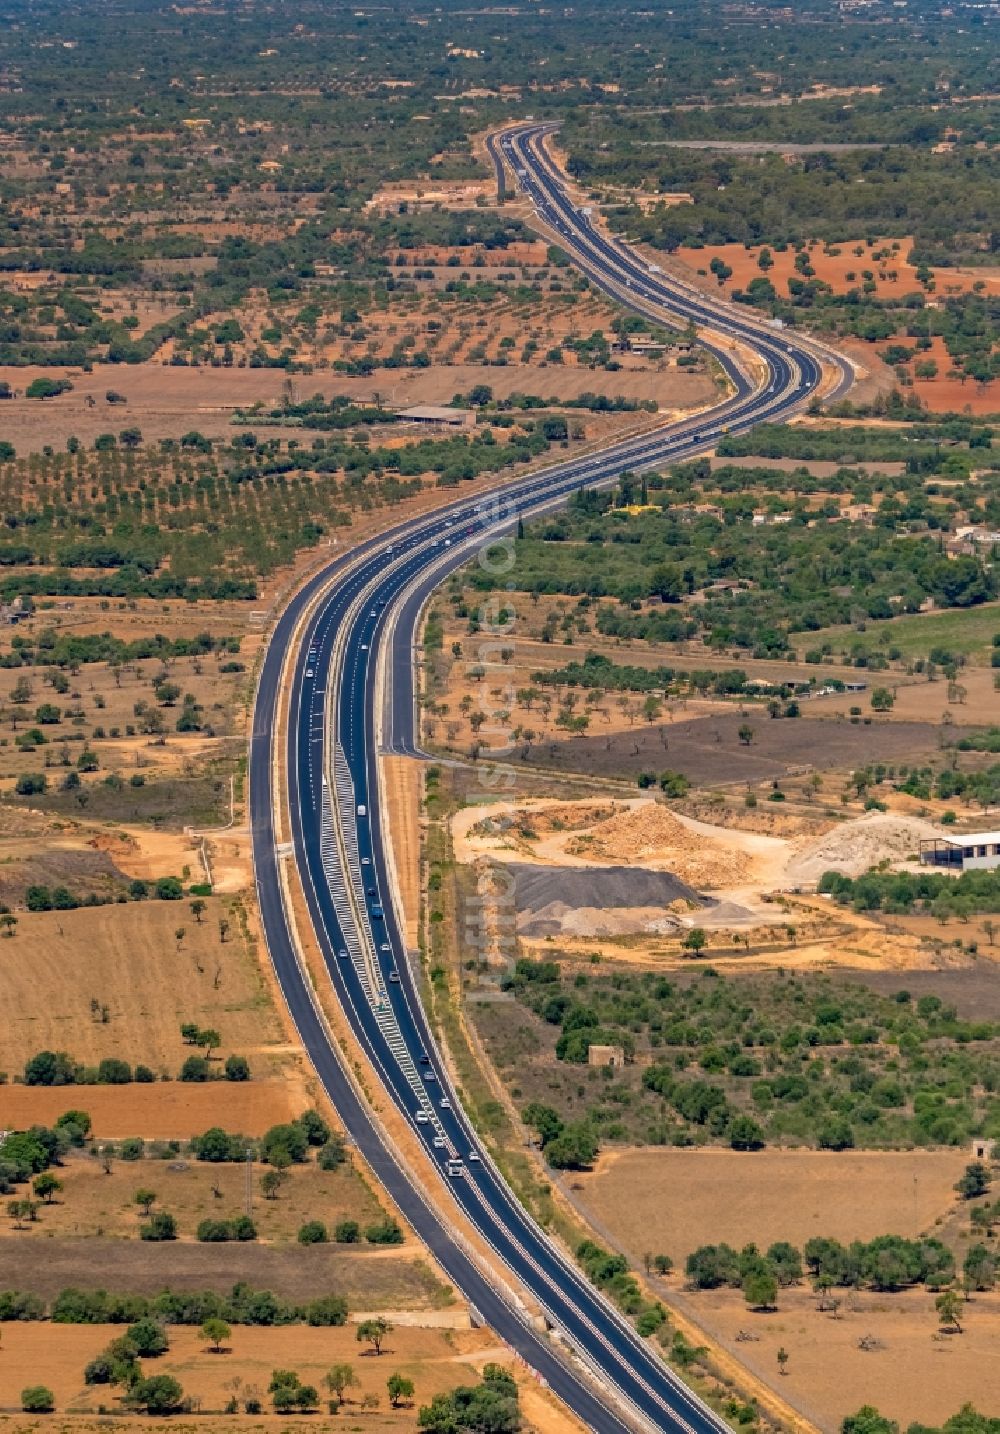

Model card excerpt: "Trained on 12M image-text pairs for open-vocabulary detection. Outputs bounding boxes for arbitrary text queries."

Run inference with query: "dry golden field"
[0,353,714,449]
[0,898,282,1075]
[572,1147,967,1262]
[0,1146,390,1244]
[0,1321,514,1427]
[675,1283,1000,1433]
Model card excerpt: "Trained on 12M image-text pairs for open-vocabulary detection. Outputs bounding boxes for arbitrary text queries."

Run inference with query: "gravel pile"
[511,861,709,914]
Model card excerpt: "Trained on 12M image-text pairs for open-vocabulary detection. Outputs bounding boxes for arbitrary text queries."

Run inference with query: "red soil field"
[677,237,1000,302]
[674,240,999,414]
[877,333,998,415]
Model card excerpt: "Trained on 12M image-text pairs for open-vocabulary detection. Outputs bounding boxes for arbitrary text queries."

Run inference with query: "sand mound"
[470,801,619,845]
[694,899,773,929]
[785,813,941,885]
[519,901,672,939]
[567,801,751,889]
[523,801,619,835]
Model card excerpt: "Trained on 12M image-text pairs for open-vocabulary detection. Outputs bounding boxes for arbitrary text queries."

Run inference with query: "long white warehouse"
[920,830,1000,873]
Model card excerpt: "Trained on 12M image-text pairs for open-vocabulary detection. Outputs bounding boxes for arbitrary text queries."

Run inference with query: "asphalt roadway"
[249,124,853,1433]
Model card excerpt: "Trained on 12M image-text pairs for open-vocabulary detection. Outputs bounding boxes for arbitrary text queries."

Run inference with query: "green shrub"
[128,1318,169,1356]
[317,1138,346,1171]
[139,1211,177,1242]
[196,1216,256,1243]
[21,1386,55,1412]
[131,1374,184,1415]
[365,1217,404,1246]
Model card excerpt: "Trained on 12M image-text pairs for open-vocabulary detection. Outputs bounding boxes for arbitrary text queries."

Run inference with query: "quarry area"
[451,795,966,969]
[1,1,999,1429]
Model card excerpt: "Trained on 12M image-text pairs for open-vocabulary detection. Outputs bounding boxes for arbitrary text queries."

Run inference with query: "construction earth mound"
[565,801,752,889]
[784,812,941,886]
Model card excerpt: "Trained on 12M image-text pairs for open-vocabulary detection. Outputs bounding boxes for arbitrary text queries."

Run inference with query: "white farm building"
[920,830,1000,873]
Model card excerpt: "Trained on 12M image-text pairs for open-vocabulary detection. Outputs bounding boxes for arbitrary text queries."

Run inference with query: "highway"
[485,129,508,202]
[249,123,852,1433]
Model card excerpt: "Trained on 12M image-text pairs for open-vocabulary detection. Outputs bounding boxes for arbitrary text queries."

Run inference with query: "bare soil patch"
[830,336,898,407]
[877,911,1000,960]
[854,966,1000,1021]
[565,801,753,887]
[0,1238,448,1309]
[518,713,944,787]
[709,453,904,480]
[674,1284,1000,1434]
[669,240,999,413]
[795,667,1000,727]
[381,754,423,949]
[506,909,933,975]
[876,333,1000,415]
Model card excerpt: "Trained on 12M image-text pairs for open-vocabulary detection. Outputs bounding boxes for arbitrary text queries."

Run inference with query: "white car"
[416,1111,429,1124]
[440,1097,451,1110]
